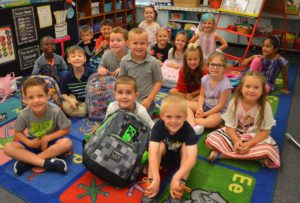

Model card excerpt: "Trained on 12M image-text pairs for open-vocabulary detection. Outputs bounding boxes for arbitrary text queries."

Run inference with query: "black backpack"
[82,110,150,187]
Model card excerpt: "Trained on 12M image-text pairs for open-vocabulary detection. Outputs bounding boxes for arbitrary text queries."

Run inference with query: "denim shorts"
[19,138,59,154]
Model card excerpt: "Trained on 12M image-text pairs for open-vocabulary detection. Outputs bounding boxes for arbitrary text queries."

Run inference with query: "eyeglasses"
[209,63,224,68]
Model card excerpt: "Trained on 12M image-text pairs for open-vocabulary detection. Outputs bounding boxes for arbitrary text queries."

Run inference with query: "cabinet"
[76,0,136,35]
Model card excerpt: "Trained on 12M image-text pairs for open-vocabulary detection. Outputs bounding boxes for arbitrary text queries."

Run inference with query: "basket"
[104,3,112,12]
[116,1,122,10]
[237,26,252,34]
[173,0,200,8]
[116,17,123,26]
[126,14,133,23]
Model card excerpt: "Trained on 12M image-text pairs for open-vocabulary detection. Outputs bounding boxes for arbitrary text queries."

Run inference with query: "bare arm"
[281,64,289,94]
[40,128,70,151]
[241,55,262,67]
[202,89,231,117]
[215,32,228,51]
[143,81,162,105]
[190,33,199,43]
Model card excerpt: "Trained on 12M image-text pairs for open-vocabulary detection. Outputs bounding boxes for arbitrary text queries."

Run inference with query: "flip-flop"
[207,150,221,162]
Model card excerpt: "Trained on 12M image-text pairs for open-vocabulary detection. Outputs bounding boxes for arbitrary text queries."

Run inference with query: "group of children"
[3,5,290,202]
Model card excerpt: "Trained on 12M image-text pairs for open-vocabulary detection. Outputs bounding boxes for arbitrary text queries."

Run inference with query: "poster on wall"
[0,26,16,65]
[37,5,53,28]
[18,45,40,70]
[12,6,38,45]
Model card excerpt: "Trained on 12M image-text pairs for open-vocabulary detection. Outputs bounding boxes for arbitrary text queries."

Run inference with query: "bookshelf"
[76,0,136,35]
[216,0,287,61]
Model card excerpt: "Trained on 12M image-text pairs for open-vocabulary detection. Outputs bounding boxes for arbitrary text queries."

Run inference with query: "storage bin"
[126,14,133,23]
[116,17,123,26]
[209,0,221,9]
[170,12,185,20]
[173,0,200,8]
[104,3,112,12]
[116,1,122,10]
[91,2,100,15]
[126,0,133,9]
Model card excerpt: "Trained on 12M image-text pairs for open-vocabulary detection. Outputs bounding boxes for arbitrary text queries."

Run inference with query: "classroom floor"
[0,46,299,203]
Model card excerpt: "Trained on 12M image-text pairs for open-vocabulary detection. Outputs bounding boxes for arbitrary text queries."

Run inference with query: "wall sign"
[12,6,38,45]
[0,26,16,65]
[18,45,40,70]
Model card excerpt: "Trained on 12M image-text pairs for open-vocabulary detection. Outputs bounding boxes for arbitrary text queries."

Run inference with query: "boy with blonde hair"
[61,46,93,117]
[143,95,198,202]
[119,28,162,115]
[97,27,129,77]
[106,75,154,128]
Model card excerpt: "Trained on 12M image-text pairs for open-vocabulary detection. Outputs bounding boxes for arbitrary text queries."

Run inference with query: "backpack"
[85,73,115,121]
[0,72,22,103]
[21,75,63,108]
[82,110,150,187]
[161,59,180,88]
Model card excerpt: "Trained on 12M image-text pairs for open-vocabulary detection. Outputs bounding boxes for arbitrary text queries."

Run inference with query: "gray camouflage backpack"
[82,110,150,187]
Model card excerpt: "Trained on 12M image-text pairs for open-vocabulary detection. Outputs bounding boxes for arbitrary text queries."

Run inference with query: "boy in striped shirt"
[61,46,94,117]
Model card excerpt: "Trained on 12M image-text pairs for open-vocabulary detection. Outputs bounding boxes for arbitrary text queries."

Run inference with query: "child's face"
[186,50,200,70]
[208,56,225,77]
[202,19,214,33]
[101,25,113,39]
[161,104,186,135]
[110,33,127,53]
[157,31,169,46]
[128,33,148,58]
[242,76,263,103]
[40,37,55,56]
[24,86,49,116]
[114,84,137,111]
[67,50,86,68]
[174,34,187,51]
[262,39,276,58]
[144,7,155,22]
[80,31,93,44]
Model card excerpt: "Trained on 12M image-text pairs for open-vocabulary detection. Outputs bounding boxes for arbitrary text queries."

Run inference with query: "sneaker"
[193,125,205,135]
[44,158,67,173]
[13,161,32,175]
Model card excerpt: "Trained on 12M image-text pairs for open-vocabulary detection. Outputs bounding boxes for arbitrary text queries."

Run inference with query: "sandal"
[207,150,222,162]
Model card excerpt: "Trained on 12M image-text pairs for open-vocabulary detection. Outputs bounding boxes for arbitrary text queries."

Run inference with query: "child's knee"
[58,138,73,150]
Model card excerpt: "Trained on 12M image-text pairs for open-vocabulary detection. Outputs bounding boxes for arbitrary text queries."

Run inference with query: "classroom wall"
[0,1,79,77]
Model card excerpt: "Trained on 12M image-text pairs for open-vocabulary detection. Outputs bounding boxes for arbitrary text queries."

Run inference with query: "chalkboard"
[0,1,79,77]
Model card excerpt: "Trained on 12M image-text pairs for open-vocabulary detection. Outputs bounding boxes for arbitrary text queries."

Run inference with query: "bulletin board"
[0,1,79,77]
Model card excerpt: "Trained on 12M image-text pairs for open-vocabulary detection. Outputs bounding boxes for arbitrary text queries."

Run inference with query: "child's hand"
[68,98,78,110]
[142,98,151,109]
[144,179,160,198]
[27,138,41,149]
[195,108,204,118]
[98,67,109,76]
[281,87,290,94]
[170,176,182,199]
[185,93,194,101]
[112,68,120,77]
[157,60,163,66]
[233,139,243,152]
[238,141,252,154]
[100,40,108,49]
[40,136,50,151]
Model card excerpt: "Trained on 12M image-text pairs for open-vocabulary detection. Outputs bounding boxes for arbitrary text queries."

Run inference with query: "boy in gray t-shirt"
[4,77,72,175]
[97,27,129,77]
[119,28,162,115]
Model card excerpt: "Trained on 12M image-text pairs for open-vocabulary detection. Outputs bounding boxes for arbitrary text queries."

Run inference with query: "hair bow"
[187,43,199,49]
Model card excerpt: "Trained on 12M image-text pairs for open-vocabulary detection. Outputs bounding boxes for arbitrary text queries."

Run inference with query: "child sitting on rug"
[169,43,206,101]
[187,51,231,130]
[205,71,280,168]
[97,27,129,77]
[105,75,154,129]
[119,28,162,116]
[241,36,289,94]
[4,77,72,175]
[77,25,96,61]
[95,19,113,55]
[61,46,94,117]
[142,95,198,202]
[32,36,68,87]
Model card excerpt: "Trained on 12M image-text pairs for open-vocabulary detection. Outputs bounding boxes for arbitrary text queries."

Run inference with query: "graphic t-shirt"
[14,102,71,138]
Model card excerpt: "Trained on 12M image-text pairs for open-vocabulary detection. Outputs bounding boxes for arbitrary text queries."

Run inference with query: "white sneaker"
[193,125,205,135]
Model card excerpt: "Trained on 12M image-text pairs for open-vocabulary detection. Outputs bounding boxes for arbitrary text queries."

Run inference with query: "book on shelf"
[220,0,264,17]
